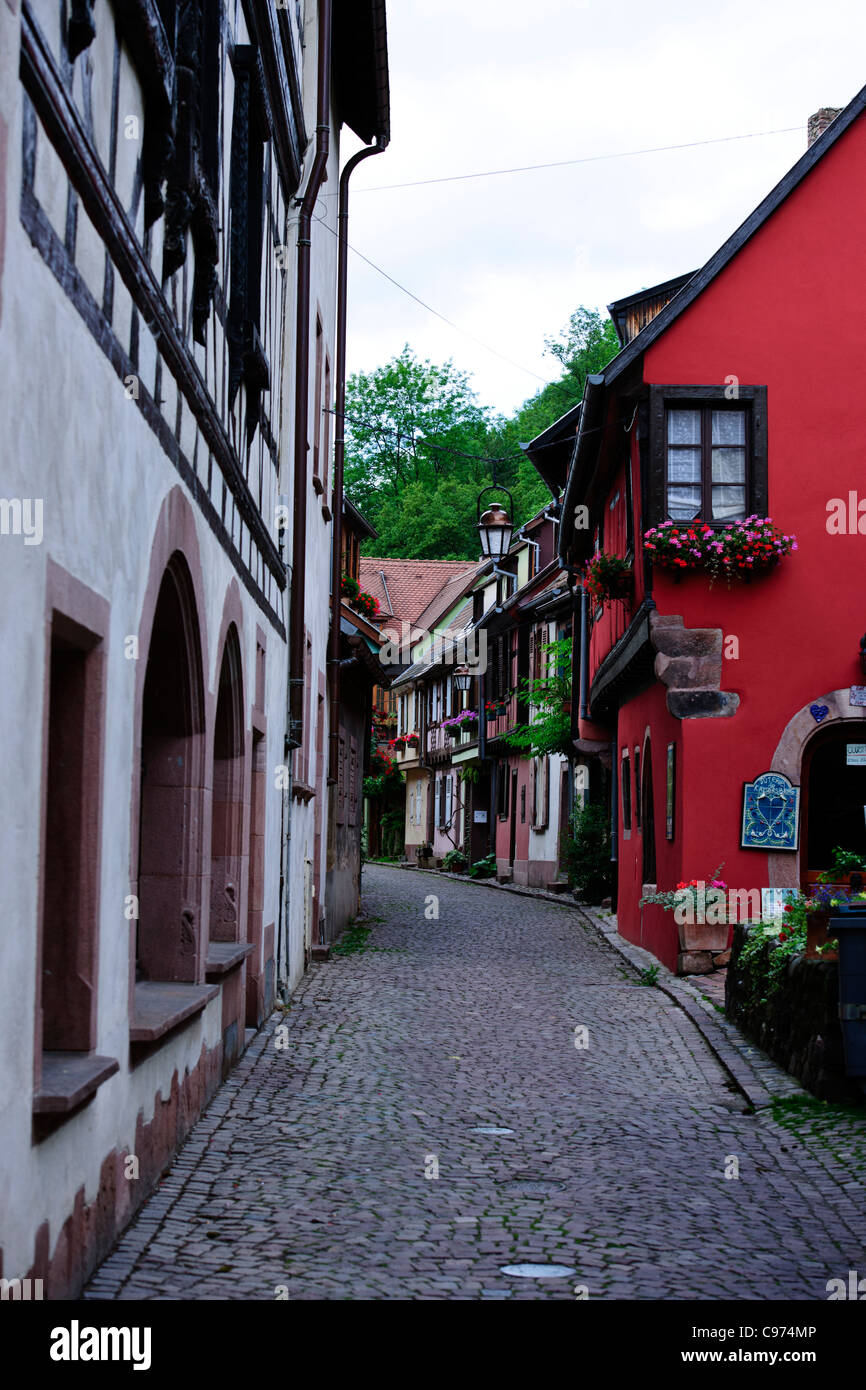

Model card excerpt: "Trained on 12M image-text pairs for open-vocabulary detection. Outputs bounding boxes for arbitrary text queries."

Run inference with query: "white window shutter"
[434,775,441,828]
[445,774,453,827]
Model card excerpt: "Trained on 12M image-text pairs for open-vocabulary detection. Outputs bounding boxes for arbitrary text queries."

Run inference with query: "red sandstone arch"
[768,689,866,890]
[130,488,209,990]
[210,622,246,942]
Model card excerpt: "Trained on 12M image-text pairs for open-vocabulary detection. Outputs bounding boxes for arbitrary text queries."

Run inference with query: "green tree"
[344,346,492,536]
[344,310,620,559]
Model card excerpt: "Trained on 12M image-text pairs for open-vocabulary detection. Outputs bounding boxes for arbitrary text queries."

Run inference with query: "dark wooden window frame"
[621,749,632,835]
[648,384,768,528]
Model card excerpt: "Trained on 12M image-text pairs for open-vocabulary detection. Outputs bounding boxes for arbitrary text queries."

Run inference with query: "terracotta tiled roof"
[359,557,477,627]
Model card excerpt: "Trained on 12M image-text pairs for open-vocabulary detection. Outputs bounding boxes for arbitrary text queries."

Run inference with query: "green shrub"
[468,853,498,879]
[560,801,612,903]
[442,849,468,871]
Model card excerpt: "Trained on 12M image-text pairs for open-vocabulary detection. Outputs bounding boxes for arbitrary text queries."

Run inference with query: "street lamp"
[477,485,514,560]
[454,666,473,692]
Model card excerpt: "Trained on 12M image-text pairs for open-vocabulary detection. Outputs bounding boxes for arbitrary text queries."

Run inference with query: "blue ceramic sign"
[741,772,800,851]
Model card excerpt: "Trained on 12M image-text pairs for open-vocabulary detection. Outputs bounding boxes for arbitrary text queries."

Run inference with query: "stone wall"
[726,924,858,1100]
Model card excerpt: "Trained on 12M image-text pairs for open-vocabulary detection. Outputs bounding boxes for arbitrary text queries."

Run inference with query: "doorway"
[803,725,866,879]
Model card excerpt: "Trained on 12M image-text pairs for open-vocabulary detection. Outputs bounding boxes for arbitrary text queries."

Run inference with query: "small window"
[621,750,632,832]
[634,747,642,830]
[532,756,549,830]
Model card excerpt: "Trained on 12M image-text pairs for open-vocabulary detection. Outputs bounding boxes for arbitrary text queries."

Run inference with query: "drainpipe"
[610,737,618,911]
[579,583,589,719]
[290,0,332,741]
[328,134,388,780]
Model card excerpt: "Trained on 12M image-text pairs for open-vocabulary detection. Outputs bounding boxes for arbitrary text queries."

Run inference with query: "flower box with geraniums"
[443,709,479,740]
[643,516,796,585]
[584,553,633,606]
[405,732,420,750]
[393,735,407,752]
[485,696,510,720]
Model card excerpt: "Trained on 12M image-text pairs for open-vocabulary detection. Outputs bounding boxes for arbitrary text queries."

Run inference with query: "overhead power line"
[313,208,553,385]
[349,125,804,193]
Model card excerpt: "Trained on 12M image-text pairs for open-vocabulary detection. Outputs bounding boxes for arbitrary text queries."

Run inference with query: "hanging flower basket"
[643,516,796,586]
[584,554,633,606]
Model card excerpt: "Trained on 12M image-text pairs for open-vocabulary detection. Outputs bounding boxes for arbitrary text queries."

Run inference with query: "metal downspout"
[328,136,388,782]
[289,0,332,740]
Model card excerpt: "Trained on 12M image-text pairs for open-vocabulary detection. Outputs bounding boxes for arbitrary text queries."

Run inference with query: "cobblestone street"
[86,867,866,1301]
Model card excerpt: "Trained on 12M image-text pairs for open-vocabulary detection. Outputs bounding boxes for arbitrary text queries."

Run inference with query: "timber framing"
[20,3,285,626]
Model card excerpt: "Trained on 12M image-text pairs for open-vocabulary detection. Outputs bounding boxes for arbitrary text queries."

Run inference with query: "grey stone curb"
[377,862,806,1111]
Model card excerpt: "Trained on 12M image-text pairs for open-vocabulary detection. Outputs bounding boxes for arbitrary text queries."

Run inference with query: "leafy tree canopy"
[344,309,620,560]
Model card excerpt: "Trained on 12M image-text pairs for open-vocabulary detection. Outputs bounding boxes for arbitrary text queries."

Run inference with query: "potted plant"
[393,735,407,751]
[416,842,433,867]
[485,695,510,719]
[584,553,634,606]
[406,732,420,750]
[778,887,846,961]
[468,853,497,879]
[354,589,380,621]
[818,845,866,889]
[442,849,468,873]
[340,572,360,601]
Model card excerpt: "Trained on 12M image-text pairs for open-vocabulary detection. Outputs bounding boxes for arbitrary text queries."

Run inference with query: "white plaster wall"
[280,0,342,990]
[0,0,288,1280]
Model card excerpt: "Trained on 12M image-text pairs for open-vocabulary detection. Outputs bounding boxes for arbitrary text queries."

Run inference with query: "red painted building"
[529,97,866,973]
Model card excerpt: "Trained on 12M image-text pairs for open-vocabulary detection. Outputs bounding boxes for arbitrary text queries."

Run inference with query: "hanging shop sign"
[741,772,800,851]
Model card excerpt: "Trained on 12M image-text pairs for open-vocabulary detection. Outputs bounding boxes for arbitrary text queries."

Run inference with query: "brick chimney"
[808,107,844,147]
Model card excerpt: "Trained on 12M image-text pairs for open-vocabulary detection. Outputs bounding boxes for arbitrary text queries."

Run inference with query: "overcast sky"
[335,0,866,419]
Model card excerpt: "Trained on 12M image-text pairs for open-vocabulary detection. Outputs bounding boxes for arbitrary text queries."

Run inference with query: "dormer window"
[648,385,767,527]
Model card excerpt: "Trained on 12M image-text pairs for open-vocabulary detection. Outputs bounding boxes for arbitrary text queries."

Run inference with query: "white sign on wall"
[847,744,866,766]
[473,810,487,823]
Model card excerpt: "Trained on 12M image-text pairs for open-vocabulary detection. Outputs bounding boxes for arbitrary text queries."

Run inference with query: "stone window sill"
[130,981,219,1043]
[292,781,315,803]
[205,941,254,981]
[33,1052,119,1115]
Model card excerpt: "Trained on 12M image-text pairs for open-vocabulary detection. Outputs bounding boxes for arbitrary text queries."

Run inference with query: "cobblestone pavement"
[86,866,866,1301]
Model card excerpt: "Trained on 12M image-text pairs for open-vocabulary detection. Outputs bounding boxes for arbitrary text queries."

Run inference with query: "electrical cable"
[341,125,804,194]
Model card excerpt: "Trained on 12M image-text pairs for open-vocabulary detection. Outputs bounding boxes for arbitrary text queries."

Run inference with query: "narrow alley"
[85,869,865,1301]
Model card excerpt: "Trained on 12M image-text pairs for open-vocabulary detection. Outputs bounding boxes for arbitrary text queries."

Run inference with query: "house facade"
[391,511,575,888]
[544,98,866,973]
[0,0,388,1297]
